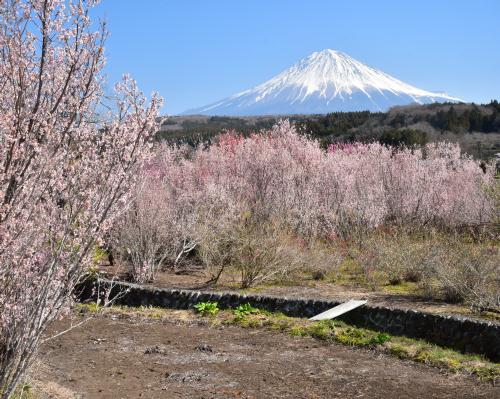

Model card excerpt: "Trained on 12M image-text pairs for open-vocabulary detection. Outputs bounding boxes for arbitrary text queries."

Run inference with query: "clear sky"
[93,0,500,115]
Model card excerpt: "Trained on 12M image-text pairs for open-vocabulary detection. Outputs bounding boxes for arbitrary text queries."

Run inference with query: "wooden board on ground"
[309,300,367,321]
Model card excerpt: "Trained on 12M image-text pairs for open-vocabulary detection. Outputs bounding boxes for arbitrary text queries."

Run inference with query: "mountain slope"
[183,50,462,116]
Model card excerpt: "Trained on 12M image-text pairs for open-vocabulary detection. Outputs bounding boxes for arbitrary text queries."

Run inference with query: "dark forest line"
[158,101,500,159]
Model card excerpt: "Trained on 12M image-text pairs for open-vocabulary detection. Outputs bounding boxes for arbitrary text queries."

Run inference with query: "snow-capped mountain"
[183,49,461,116]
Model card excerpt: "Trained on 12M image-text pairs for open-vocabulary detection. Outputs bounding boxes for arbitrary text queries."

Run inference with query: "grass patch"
[328,257,366,286]
[76,303,169,319]
[75,302,101,313]
[381,281,420,296]
[335,326,390,346]
[8,382,37,399]
[385,335,499,376]
[446,308,500,323]
[219,308,499,382]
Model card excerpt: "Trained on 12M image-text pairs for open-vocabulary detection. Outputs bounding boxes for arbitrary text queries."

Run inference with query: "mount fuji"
[183,49,462,116]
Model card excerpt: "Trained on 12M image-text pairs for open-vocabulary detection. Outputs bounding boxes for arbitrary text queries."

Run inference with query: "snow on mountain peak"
[184,49,462,116]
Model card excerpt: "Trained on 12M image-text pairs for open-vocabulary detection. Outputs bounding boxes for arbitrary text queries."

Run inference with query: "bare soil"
[32,311,498,399]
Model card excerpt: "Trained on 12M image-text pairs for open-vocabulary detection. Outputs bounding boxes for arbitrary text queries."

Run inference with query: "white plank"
[309,300,367,321]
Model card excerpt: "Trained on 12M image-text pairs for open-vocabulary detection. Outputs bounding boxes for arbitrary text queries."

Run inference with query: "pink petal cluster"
[130,120,495,273]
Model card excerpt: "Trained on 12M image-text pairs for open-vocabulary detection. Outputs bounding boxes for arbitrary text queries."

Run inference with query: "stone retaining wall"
[77,279,500,362]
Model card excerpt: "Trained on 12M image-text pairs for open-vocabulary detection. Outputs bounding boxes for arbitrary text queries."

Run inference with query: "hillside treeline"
[157,101,500,159]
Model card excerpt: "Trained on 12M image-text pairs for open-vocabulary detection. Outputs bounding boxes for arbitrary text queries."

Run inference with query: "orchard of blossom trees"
[0,1,498,397]
[0,0,160,396]
[113,121,497,299]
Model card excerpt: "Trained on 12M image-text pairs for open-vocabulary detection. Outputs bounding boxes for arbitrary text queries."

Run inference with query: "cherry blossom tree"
[119,120,495,284]
[0,0,161,396]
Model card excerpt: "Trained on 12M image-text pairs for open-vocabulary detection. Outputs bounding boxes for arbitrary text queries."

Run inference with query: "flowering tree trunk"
[0,0,161,396]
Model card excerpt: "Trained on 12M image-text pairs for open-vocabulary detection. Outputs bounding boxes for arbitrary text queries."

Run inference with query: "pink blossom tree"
[0,0,161,396]
[123,120,496,283]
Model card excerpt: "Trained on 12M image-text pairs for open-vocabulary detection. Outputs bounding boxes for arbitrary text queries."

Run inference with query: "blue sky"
[94,0,500,115]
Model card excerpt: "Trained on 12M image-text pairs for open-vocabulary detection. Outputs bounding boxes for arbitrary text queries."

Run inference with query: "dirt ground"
[31,312,498,399]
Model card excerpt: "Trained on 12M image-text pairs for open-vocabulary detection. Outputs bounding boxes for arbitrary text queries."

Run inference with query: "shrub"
[224,222,310,288]
[193,302,220,316]
[423,237,499,311]
[233,303,259,318]
[358,232,499,312]
[193,209,242,283]
[358,232,428,287]
[111,175,173,282]
[196,220,341,288]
